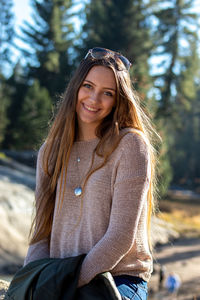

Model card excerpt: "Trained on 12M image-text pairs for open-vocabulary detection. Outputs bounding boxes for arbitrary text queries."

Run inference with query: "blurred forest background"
[0,0,200,197]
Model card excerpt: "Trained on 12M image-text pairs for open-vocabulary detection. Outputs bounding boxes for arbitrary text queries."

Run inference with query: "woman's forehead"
[84,65,117,89]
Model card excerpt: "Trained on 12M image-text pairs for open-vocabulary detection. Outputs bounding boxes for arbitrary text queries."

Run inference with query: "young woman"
[24,47,159,300]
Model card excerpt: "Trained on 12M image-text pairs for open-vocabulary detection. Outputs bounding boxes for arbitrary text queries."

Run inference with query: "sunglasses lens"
[118,55,131,70]
[91,47,109,59]
[85,47,131,71]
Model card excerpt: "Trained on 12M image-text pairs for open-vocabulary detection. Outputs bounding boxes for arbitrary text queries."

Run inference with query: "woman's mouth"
[83,103,100,113]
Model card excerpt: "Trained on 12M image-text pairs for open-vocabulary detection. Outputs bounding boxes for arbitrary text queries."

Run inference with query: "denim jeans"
[114,275,148,300]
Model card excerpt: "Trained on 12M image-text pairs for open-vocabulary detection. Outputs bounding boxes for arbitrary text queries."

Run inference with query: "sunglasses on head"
[84,47,132,71]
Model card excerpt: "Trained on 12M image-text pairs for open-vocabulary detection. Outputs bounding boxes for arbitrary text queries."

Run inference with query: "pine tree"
[17,80,52,149]
[168,94,200,188]
[149,0,200,193]
[176,39,200,113]
[0,0,15,146]
[152,0,199,117]
[167,38,200,187]
[2,62,29,149]
[0,75,10,146]
[0,0,15,72]
[20,0,75,99]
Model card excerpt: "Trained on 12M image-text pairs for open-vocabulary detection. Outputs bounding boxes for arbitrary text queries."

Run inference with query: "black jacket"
[5,254,122,300]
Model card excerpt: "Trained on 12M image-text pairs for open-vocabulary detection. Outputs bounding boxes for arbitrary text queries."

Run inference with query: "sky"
[13,0,32,27]
[12,0,33,65]
[0,0,31,76]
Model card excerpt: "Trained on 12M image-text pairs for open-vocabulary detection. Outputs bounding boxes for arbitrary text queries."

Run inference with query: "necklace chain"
[74,145,82,197]
[73,141,97,197]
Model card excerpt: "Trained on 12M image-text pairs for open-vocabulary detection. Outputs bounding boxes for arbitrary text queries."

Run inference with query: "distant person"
[23,47,159,299]
[158,265,166,290]
[165,272,181,297]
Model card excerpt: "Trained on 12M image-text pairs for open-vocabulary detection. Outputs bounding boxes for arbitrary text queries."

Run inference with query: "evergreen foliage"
[171,95,200,188]
[0,75,10,146]
[20,0,75,99]
[152,0,199,117]
[156,118,173,196]
[0,0,15,70]
[2,63,29,149]
[168,39,200,187]
[17,80,52,149]
[0,0,14,146]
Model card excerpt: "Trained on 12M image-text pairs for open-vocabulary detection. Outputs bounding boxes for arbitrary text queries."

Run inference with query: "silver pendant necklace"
[74,150,82,197]
[73,139,97,197]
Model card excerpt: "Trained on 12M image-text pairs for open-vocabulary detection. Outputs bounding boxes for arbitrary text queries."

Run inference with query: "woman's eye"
[104,91,113,97]
[83,83,91,89]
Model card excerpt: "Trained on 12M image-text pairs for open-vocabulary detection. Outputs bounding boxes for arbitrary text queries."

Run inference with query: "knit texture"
[24,129,153,287]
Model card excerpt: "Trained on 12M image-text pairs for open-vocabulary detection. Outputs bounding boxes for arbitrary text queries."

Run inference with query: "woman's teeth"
[84,104,99,112]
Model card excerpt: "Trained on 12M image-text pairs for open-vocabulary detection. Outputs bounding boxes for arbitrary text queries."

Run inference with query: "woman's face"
[76,65,116,134]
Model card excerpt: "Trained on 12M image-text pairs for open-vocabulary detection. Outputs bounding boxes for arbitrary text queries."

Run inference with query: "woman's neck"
[76,127,97,141]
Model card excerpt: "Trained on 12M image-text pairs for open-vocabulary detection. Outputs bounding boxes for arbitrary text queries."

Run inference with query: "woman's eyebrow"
[84,79,116,91]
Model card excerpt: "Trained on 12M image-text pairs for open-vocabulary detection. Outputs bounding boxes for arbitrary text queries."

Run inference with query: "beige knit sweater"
[24,129,153,287]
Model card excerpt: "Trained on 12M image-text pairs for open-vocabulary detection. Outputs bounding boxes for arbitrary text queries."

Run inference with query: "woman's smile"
[82,103,100,113]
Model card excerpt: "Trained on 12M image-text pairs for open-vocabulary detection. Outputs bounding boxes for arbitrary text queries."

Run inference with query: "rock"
[0,160,35,274]
[151,216,179,246]
[168,187,200,201]
[0,280,9,299]
[2,150,37,168]
[0,157,36,190]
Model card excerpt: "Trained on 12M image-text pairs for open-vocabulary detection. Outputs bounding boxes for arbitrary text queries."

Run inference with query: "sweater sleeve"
[78,133,151,287]
[24,143,50,265]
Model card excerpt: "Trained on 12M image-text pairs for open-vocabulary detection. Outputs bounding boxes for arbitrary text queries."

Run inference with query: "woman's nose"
[90,91,100,103]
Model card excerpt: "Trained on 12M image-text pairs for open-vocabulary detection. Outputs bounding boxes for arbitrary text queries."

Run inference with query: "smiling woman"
[22,47,159,299]
[76,66,116,141]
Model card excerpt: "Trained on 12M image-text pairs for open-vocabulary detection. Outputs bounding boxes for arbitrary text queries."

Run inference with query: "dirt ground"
[148,237,200,300]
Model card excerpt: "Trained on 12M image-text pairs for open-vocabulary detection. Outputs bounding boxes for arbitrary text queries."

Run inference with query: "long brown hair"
[29,53,159,248]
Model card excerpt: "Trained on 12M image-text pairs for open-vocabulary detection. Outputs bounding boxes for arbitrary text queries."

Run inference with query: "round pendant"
[74,187,82,196]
